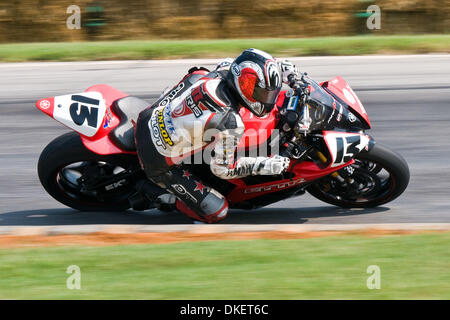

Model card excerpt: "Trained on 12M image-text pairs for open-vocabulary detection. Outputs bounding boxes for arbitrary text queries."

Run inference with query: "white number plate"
[53,92,106,137]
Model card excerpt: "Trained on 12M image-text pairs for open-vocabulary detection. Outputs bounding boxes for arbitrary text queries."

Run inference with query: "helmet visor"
[253,85,281,105]
[238,69,258,103]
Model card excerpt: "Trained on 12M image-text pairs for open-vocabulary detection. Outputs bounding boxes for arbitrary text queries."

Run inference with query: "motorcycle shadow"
[226,206,390,224]
[0,206,390,226]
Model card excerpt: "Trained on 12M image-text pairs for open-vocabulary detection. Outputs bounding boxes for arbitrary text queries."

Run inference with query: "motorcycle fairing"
[82,84,130,155]
[322,76,371,129]
[235,89,285,151]
[226,158,353,203]
[36,84,132,155]
[36,91,107,138]
[226,131,371,203]
[237,103,279,151]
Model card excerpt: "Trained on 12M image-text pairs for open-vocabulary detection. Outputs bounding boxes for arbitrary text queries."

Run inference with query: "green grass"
[0,35,449,62]
[0,233,449,299]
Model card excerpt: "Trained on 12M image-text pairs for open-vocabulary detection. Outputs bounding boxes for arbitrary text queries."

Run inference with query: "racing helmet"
[226,48,282,117]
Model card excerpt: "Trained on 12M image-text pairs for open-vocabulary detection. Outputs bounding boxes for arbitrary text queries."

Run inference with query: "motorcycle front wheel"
[307,143,410,208]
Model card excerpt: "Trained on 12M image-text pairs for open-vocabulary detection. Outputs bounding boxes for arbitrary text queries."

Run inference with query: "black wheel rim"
[55,160,136,206]
[315,159,396,205]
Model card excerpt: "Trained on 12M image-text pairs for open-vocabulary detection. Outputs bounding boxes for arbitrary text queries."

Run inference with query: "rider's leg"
[154,166,228,223]
[135,108,228,222]
[134,107,173,204]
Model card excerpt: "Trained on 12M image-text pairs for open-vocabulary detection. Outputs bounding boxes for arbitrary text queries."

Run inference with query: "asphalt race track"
[1,55,449,226]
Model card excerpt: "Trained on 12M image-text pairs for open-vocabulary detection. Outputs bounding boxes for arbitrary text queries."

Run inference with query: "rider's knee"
[176,192,229,223]
[200,193,229,223]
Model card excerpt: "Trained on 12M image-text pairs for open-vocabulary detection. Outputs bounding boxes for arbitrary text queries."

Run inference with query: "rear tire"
[38,132,140,211]
[307,143,409,208]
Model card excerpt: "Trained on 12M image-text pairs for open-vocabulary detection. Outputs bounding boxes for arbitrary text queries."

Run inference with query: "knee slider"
[200,193,229,223]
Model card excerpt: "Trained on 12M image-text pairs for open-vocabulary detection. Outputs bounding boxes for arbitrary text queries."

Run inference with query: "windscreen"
[303,77,335,131]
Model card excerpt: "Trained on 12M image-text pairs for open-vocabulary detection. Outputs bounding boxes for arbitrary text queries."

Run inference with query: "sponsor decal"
[163,106,176,134]
[157,109,174,146]
[227,165,253,178]
[191,85,204,104]
[40,99,51,110]
[342,88,356,105]
[348,112,357,123]
[159,82,185,107]
[171,184,198,204]
[150,109,166,150]
[231,63,241,77]
[171,101,190,118]
[171,85,204,119]
[185,95,203,118]
[328,101,344,123]
[243,177,306,194]
[336,104,343,122]
[344,85,367,115]
[327,101,336,124]
[103,108,113,128]
[105,179,127,191]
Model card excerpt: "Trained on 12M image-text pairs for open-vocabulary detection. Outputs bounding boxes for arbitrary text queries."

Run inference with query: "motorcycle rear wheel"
[307,143,409,208]
[38,132,139,211]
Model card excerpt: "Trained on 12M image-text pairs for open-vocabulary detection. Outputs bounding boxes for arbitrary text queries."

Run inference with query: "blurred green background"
[0,0,448,61]
[1,233,449,299]
[0,0,449,42]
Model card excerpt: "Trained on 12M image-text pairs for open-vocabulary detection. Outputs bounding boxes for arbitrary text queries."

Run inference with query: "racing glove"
[252,155,290,176]
[277,59,300,84]
[210,129,291,179]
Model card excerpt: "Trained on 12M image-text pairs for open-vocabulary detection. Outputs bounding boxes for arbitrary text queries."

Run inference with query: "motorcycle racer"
[135,48,299,223]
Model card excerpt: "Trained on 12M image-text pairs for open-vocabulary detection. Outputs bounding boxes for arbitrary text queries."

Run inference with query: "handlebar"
[287,72,310,97]
[285,73,312,135]
[279,74,314,159]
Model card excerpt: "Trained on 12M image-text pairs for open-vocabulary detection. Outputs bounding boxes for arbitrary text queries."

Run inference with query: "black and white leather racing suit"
[135,61,290,223]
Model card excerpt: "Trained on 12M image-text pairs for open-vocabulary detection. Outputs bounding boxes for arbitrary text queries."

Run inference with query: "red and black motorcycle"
[35,70,409,213]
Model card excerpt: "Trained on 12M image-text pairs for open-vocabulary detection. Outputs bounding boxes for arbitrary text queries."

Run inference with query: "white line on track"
[0,54,448,68]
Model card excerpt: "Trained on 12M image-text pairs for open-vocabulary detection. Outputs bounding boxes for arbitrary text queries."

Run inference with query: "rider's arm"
[210,115,290,179]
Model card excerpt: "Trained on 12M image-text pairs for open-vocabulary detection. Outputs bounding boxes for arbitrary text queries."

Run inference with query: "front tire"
[38,132,140,211]
[307,143,410,208]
